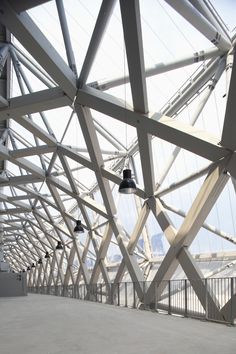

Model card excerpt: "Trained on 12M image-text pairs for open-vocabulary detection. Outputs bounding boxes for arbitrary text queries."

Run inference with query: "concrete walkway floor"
[0,294,235,354]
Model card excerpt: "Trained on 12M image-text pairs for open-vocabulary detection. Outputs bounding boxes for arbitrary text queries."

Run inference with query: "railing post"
[184,279,188,317]
[110,283,113,305]
[205,278,208,320]
[133,282,136,308]
[125,282,127,307]
[117,283,120,306]
[107,282,110,304]
[154,281,157,311]
[143,281,146,310]
[95,283,98,302]
[91,283,92,301]
[231,278,234,326]
[76,284,79,299]
[100,283,102,303]
[168,280,171,315]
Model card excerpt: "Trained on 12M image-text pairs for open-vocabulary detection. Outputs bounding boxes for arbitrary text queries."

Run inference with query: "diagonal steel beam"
[78,0,117,86]
[46,182,90,285]
[178,247,222,317]
[221,51,236,150]
[147,196,228,319]
[58,152,91,228]
[13,116,57,146]
[0,1,77,99]
[145,158,230,305]
[89,225,113,285]
[74,100,145,299]
[120,0,148,113]
[113,202,150,285]
[9,0,51,12]
[164,0,231,51]
[147,197,176,245]
[47,175,108,218]
[64,245,76,286]
[94,47,223,91]
[9,145,56,159]
[74,105,116,216]
[0,87,71,121]
[137,129,155,197]
[77,86,228,162]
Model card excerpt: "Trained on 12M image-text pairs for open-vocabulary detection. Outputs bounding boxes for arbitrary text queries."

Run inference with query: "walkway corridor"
[0,294,235,354]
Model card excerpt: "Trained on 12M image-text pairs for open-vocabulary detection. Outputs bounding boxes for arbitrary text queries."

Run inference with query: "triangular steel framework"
[0,0,235,322]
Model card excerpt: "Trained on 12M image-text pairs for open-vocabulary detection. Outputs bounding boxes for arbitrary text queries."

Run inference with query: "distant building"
[151,233,164,256]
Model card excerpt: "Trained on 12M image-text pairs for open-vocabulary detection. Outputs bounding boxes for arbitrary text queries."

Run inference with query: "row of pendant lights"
[23,169,135,271]
[24,170,137,271]
[22,167,136,273]
[23,175,136,272]
[25,254,48,272]
[24,219,85,272]
[21,172,136,273]
[22,170,136,272]
[22,179,135,272]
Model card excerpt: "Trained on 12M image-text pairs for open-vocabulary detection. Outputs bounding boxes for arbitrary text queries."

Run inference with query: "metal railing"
[28,277,236,325]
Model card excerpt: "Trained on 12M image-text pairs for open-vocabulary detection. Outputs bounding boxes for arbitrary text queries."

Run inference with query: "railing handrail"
[28,277,235,326]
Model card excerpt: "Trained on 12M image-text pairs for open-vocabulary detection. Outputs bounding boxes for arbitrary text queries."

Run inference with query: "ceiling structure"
[0,0,235,319]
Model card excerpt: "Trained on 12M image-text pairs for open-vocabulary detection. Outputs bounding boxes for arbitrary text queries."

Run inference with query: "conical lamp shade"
[74,220,84,233]
[55,241,63,250]
[119,169,137,194]
[44,251,50,259]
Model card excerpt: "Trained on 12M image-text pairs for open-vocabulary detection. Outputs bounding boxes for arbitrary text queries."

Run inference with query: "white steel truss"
[0,0,235,323]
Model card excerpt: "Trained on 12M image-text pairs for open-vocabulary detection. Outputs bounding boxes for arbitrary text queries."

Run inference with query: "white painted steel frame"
[0,0,235,322]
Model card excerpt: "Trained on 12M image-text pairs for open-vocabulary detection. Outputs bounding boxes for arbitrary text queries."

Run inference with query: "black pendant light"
[38,258,43,265]
[44,251,50,259]
[119,169,137,194]
[74,220,84,233]
[22,269,25,273]
[55,240,63,250]
[31,263,35,268]
[27,266,31,271]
